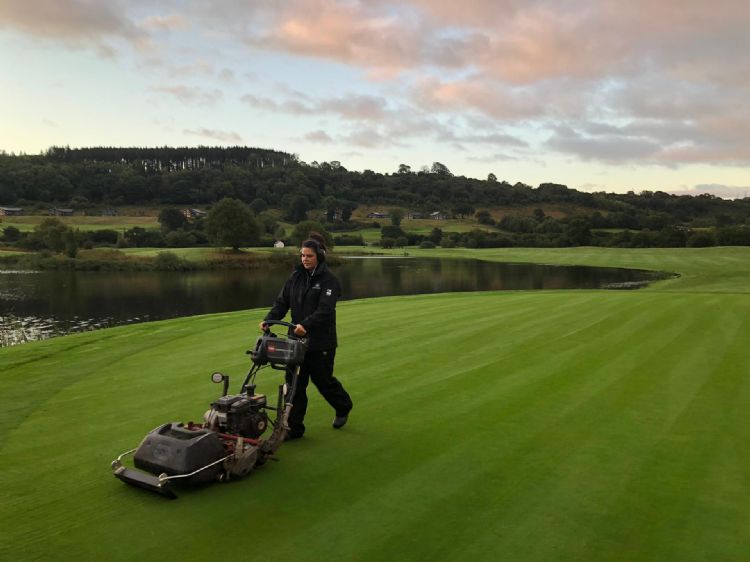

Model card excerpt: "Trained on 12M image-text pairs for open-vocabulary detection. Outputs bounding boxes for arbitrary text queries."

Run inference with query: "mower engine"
[204,391,268,439]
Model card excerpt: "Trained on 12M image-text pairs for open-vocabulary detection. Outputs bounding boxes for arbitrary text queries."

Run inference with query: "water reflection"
[0,258,663,346]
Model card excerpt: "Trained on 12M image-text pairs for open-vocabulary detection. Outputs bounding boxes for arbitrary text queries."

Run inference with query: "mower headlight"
[211,372,225,384]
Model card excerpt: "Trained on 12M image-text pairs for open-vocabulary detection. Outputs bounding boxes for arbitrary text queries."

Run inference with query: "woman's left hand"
[294,324,307,336]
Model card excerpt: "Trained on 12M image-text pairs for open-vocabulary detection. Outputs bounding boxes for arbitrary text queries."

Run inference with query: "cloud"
[154,85,223,105]
[666,184,750,200]
[242,0,423,74]
[466,152,520,164]
[5,0,750,169]
[183,128,243,143]
[304,130,334,143]
[139,14,189,31]
[545,124,661,164]
[172,59,215,77]
[0,0,146,55]
[240,91,390,121]
[342,128,405,149]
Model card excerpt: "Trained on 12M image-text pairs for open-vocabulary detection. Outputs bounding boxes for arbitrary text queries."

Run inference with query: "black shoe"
[332,414,349,429]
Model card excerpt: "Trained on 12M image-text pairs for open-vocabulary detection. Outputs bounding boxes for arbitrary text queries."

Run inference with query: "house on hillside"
[430,211,448,220]
[273,240,285,248]
[182,208,207,220]
[101,208,118,216]
[49,208,74,216]
[407,211,423,219]
[0,207,24,216]
[366,211,390,219]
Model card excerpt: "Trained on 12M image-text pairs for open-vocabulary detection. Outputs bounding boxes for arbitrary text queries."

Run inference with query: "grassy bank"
[1,247,749,561]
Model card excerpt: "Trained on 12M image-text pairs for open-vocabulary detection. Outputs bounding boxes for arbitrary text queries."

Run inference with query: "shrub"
[333,234,365,246]
[153,251,193,271]
[419,240,436,249]
[86,229,119,245]
[687,231,716,247]
[2,226,21,242]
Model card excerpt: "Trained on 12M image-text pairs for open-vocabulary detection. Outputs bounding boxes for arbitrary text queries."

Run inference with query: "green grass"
[335,218,495,243]
[1,247,750,561]
[1,215,159,232]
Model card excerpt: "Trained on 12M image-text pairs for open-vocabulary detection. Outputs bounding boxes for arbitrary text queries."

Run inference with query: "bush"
[716,225,750,246]
[381,225,406,239]
[2,226,21,242]
[153,251,193,271]
[85,229,119,245]
[165,230,198,247]
[290,221,334,249]
[475,210,495,225]
[381,237,395,249]
[687,231,716,247]
[419,240,436,249]
[333,234,364,246]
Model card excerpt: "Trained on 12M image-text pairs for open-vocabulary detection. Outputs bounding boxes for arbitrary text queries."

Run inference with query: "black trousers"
[285,349,353,437]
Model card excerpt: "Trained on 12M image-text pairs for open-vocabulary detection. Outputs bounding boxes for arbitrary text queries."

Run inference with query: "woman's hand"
[259,321,268,332]
[294,324,307,336]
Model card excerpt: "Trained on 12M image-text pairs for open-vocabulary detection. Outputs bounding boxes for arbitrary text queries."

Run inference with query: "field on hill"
[0,214,159,232]
[1,247,749,561]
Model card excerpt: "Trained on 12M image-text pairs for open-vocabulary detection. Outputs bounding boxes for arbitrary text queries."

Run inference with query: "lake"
[0,257,664,346]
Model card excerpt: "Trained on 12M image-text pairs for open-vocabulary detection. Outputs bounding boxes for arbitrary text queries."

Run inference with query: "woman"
[259,233,353,440]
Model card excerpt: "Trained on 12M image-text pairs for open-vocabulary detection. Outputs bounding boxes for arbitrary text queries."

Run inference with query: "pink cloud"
[304,130,334,143]
[412,77,543,120]
[244,0,421,73]
[0,0,145,54]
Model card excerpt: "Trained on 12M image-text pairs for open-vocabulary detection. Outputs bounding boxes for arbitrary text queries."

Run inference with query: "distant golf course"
[1,247,749,561]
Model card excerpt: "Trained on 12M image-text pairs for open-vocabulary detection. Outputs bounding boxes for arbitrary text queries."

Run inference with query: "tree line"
[2,146,749,228]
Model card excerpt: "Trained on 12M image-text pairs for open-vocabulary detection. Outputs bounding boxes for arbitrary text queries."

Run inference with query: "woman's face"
[300,246,318,270]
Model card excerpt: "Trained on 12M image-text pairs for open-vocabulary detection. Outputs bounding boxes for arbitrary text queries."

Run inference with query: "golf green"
[1,247,749,561]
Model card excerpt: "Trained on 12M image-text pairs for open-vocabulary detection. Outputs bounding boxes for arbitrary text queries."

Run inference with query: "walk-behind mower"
[111,321,306,499]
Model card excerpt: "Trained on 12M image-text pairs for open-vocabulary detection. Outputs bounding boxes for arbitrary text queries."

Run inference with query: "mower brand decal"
[326,289,332,296]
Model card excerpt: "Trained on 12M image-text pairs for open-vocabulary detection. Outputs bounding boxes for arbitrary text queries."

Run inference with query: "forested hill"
[43,146,296,170]
[1,146,749,227]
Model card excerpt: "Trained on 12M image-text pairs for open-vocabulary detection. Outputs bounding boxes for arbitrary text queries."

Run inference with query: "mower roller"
[111,321,306,499]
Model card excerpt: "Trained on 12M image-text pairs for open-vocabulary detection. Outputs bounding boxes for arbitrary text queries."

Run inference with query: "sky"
[1,0,749,198]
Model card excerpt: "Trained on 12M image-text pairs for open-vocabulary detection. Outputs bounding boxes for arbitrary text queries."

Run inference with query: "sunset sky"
[2,0,749,197]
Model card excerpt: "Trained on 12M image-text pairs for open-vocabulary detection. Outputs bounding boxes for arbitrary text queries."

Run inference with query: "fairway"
[1,248,749,561]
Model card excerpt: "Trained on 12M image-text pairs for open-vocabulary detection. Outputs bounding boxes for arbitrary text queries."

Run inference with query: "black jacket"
[264,262,340,351]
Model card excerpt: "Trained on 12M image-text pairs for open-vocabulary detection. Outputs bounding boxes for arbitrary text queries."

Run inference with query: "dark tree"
[205,198,260,250]
[158,208,188,231]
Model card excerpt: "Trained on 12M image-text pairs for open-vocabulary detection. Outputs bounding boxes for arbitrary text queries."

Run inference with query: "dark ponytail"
[302,231,327,263]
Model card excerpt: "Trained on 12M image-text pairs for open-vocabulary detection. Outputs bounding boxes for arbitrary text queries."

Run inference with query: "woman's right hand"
[259,321,269,332]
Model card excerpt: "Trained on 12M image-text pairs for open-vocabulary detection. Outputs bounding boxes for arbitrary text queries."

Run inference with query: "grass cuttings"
[1,247,750,561]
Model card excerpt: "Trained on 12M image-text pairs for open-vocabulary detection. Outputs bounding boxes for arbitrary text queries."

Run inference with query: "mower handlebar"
[262,320,296,332]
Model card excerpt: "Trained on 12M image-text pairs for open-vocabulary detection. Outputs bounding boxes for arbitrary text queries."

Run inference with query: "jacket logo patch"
[313,283,321,289]
[326,289,332,296]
